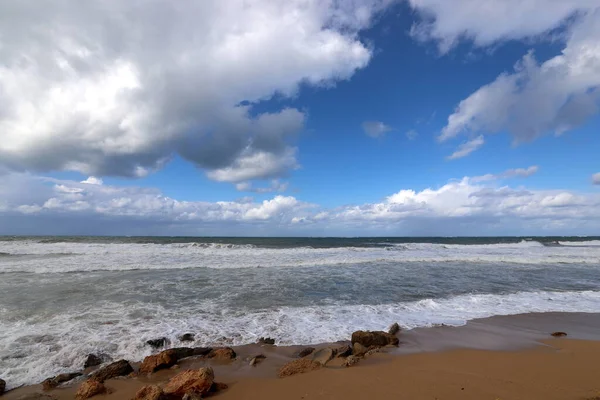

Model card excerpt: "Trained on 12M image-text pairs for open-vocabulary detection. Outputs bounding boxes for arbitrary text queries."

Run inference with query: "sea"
[1,236,600,388]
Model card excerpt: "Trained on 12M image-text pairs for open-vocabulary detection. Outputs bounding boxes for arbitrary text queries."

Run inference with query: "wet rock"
[352,342,368,356]
[312,348,334,366]
[388,322,401,335]
[15,394,58,400]
[551,331,567,337]
[0,378,5,394]
[83,354,103,369]
[181,393,202,400]
[207,347,236,360]
[343,355,361,367]
[140,350,179,374]
[179,333,195,342]
[75,379,106,400]
[278,359,321,378]
[296,347,315,358]
[336,345,352,358]
[365,347,381,357]
[351,330,399,347]
[249,354,266,367]
[42,372,82,390]
[146,338,168,348]
[133,385,166,400]
[91,359,133,382]
[257,337,275,345]
[163,368,215,398]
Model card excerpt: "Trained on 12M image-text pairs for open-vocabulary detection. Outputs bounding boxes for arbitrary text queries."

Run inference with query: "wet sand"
[4,312,600,400]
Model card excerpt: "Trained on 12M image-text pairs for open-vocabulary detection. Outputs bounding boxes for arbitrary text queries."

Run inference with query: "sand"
[4,313,600,400]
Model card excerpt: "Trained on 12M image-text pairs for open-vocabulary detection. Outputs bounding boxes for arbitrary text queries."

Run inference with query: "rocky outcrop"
[42,372,82,390]
[163,368,215,398]
[91,359,133,382]
[133,385,165,400]
[207,347,236,360]
[146,338,168,348]
[296,347,315,358]
[179,333,195,342]
[343,355,361,367]
[336,345,352,358]
[83,354,103,369]
[140,350,179,374]
[551,331,567,337]
[0,378,5,395]
[311,348,334,366]
[278,359,321,378]
[351,330,399,347]
[75,379,106,400]
[257,337,275,345]
[352,342,368,356]
[388,323,401,335]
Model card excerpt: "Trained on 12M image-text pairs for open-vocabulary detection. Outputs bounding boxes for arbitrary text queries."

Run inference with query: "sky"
[0,0,599,236]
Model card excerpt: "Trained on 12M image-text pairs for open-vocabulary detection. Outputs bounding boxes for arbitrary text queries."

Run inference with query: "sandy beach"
[4,312,600,400]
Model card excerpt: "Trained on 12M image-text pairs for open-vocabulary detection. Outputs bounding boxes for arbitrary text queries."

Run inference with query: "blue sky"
[0,1,599,236]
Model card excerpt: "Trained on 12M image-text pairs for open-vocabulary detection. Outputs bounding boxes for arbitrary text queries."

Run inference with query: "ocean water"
[1,236,600,388]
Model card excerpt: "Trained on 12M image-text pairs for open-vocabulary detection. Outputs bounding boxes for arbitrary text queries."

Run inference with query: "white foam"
[559,240,600,247]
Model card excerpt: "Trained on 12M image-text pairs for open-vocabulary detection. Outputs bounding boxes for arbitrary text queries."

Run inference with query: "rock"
[365,347,381,357]
[551,331,567,337]
[15,394,58,400]
[140,350,179,374]
[311,348,334,366]
[278,359,321,378]
[83,354,103,369]
[336,345,352,358]
[296,347,315,358]
[249,354,266,367]
[42,372,82,390]
[163,368,215,398]
[352,342,368,356]
[343,355,361,367]
[133,385,165,400]
[179,333,195,342]
[388,322,401,335]
[351,330,399,347]
[0,378,5,394]
[207,347,236,360]
[91,359,133,382]
[210,382,229,392]
[75,379,106,400]
[146,338,168,348]
[181,393,202,400]
[257,337,275,345]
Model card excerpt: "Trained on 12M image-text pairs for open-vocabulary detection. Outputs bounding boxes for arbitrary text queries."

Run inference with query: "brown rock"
[336,345,352,358]
[181,393,202,400]
[163,368,215,398]
[551,331,567,337]
[388,322,401,335]
[249,354,266,366]
[257,337,275,345]
[351,330,399,347]
[133,385,165,400]
[352,342,368,356]
[207,347,236,360]
[278,358,321,378]
[83,354,103,369]
[311,348,334,366]
[296,347,315,358]
[0,378,5,394]
[91,359,133,382]
[140,350,179,374]
[343,355,361,367]
[42,372,82,390]
[75,379,106,400]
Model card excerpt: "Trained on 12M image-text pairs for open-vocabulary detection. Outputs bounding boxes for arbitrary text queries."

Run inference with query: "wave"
[1,289,599,388]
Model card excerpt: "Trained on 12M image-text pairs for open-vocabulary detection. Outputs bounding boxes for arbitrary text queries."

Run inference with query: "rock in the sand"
[179,333,195,342]
[42,372,82,390]
[207,347,236,360]
[211,382,229,392]
[0,378,5,394]
[163,368,215,398]
[91,359,133,382]
[83,354,103,369]
[257,337,275,345]
[312,348,334,366]
[365,347,381,357]
[388,322,401,335]
[182,393,202,400]
[134,385,165,400]
[278,359,321,378]
[75,379,106,400]
[296,347,315,358]
[351,330,399,347]
[249,354,266,367]
[551,331,567,337]
[146,337,168,348]
[352,342,368,356]
[336,345,352,358]
[343,355,361,367]
[15,394,58,400]
[140,350,179,374]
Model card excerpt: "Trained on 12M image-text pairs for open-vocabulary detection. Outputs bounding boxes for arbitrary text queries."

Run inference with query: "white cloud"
[235,180,289,193]
[362,121,393,137]
[447,135,484,159]
[472,166,539,182]
[0,0,387,182]
[81,176,103,185]
[406,129,419,140]
[593,172,600,184]
[438,8,600,144]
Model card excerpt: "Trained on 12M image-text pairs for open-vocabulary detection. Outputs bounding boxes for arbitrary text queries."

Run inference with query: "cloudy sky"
[0,0,599,236]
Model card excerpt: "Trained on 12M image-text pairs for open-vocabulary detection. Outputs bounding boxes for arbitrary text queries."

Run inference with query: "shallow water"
[1,236,600,387]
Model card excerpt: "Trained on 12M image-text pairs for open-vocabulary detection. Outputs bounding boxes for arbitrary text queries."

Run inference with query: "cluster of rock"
[133,367,227,400]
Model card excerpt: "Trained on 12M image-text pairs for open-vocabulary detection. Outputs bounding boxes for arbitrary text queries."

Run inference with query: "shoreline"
[3,311,600,399]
